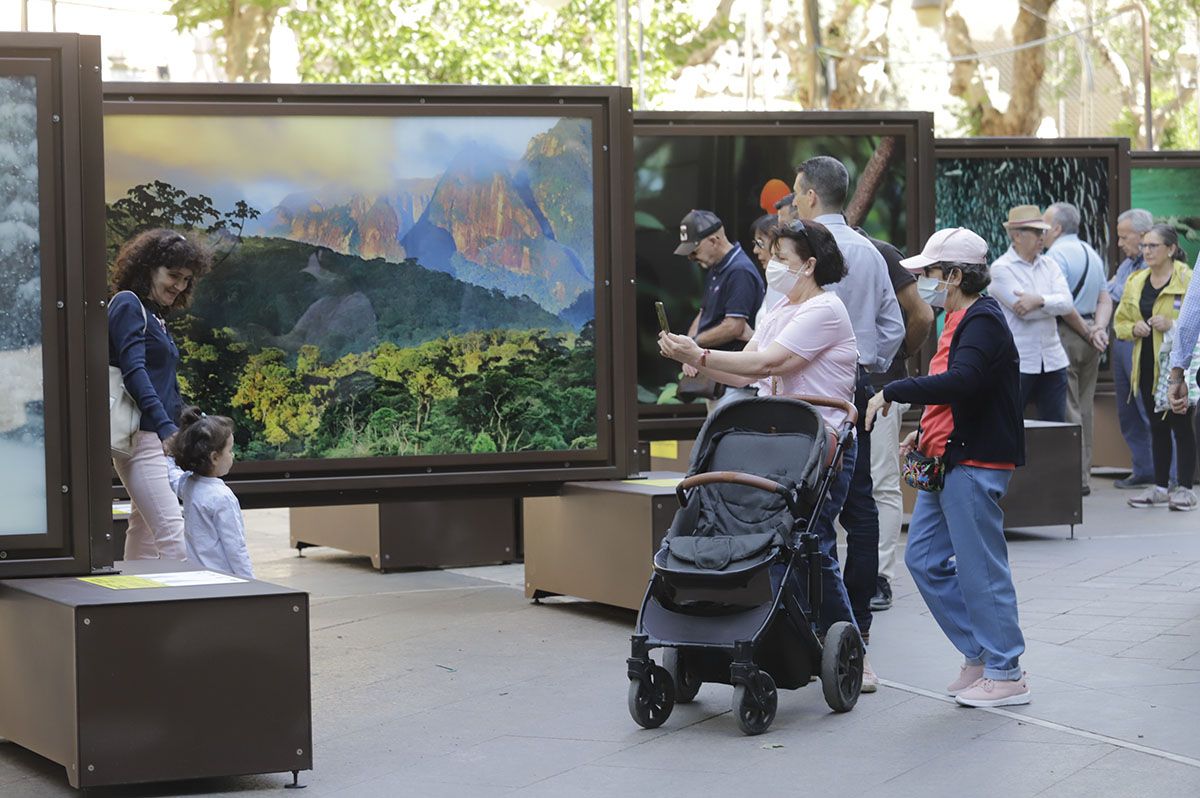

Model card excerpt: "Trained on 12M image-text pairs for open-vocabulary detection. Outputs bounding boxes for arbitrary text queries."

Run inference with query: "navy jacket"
[108,291,182,440]
[882,296,1025,470]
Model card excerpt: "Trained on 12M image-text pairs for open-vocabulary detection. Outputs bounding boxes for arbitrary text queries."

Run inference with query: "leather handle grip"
[775,394,859,427]
[676,470,797,514]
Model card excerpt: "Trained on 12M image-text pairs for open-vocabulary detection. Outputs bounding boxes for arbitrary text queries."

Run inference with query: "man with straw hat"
[989,205,1097,423]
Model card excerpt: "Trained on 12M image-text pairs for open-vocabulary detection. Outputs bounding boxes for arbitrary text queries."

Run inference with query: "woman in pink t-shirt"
[658,219,862,645]
[657,219,858,427]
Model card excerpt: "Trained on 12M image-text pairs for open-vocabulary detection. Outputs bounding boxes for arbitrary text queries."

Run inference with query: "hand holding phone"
[655,301,670,334]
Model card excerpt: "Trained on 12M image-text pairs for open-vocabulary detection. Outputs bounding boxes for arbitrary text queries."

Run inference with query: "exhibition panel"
[103,83,638,502]
[935,137,1131,271]
[0,33,112,576]
[1130,150,1200,266]
[634,112,935,436]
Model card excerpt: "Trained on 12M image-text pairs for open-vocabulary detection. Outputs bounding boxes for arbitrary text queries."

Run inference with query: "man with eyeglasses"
[989,205,1096,423]
[792,156,905,691]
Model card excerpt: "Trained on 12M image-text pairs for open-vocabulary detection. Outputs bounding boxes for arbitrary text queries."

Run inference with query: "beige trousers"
[112,430,187,561]
[1061,324,1099,490]
[872,401,909,584]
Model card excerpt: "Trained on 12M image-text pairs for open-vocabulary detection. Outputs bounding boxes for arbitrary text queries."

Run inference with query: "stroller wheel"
[821,621,864,713]
[628,664,675,729]
[732,671,777,735]
[663,648,702,704]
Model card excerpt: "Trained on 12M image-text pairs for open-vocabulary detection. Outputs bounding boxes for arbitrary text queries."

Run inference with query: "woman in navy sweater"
[108,229,211,560]
[865,228,1030,709]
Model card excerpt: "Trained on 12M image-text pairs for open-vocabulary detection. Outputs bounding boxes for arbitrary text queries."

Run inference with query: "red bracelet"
[700,349,710,368]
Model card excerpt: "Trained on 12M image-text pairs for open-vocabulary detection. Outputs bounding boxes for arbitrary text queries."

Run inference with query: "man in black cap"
[674,209,766,408]
[775,193,797,226]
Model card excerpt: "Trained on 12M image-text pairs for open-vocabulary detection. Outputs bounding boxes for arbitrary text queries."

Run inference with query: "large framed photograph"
[104,84,636,503]
[634,112,935,437]
[0,33,111,576]
[1130,151,1200,267]
[934,138,1130,271]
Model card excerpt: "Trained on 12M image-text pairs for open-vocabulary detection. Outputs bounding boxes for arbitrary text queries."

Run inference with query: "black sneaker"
[869,577,892,611]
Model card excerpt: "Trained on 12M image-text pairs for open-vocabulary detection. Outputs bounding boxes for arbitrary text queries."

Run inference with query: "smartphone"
[654,301,670,334]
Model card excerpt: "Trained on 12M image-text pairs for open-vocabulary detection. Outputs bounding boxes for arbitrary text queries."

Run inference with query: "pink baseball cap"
[899,227,989,271]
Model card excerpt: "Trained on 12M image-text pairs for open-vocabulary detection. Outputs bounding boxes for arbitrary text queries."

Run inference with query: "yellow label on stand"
[649,441,678,459]
[78,575,166,590]
[621,478,683,488]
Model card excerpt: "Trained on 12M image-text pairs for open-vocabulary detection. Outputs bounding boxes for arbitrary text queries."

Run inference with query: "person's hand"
[899,430,918,459]
[1132,320,1152,338]
[681,363,699,378]
[1012,290,1044,317]
[658,331,703,365]
[864,390,891,432]
[1148,314,1173,333]
[1168,368,1189,413]
[1089,327,1109,352]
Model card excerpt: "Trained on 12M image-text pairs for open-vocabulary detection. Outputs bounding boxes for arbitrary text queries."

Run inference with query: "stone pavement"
[1,476,1198,797]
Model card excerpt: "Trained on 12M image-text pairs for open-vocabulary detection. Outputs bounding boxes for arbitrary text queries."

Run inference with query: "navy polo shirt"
[697,243,765,351]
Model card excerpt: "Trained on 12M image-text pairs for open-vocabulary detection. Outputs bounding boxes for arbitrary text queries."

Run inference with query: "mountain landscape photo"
[104,113,600,461]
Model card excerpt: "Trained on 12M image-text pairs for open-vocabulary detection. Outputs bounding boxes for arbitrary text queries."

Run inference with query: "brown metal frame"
[1130,150,1200,168]
[634,111,936,437]
[0,34,111,576]
[102,82,638,500]
[934,137,1132,273]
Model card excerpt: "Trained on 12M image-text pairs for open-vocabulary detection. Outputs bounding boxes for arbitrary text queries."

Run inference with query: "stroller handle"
[676,470,798,515]
[774,394,858,427]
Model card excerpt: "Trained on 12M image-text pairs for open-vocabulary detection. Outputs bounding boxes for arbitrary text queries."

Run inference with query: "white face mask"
[916,275,948,308]
[765,258,805,295]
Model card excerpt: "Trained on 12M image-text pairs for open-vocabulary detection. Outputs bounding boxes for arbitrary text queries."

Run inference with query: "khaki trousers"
[871,401,909,584]
[112,430,187,561]
[1061,323,1099,489]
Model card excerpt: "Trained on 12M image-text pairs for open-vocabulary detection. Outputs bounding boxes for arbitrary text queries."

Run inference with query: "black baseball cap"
[674,209,723,256]
[774,193,795,211]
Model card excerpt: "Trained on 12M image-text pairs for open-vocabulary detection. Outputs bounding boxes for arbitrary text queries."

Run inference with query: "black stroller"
[627,395,864,735]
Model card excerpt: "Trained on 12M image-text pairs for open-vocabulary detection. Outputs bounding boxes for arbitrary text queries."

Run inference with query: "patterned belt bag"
[902,429,945,492]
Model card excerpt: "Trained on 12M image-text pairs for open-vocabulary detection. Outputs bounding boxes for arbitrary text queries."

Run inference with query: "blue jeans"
[1112,338,1172,482]
[905,466,1025,681]
[782,438,857,636]
[1019,367,1067,422]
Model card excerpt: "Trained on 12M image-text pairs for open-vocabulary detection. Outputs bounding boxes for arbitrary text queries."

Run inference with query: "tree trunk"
[845,136,898,229]
[223,1,274,82]
[945,0,1058,135]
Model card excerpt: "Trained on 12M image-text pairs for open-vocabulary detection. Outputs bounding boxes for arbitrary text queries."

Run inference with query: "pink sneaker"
[955,674,1031,707]
[946,663,985,696]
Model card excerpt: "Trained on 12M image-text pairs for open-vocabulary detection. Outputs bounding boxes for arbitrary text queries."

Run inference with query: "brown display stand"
[523,474,680,610]
[0,560,312,789]
[290,498,520,572]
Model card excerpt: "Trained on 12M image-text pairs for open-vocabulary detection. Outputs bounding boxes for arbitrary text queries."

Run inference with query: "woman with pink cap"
[865,227,1031,708]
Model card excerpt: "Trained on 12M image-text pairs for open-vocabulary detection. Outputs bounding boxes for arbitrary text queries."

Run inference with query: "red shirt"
[918,310,1015,471]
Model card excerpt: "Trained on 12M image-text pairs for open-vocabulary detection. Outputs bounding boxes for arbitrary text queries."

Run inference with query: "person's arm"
[873,267,906,371]
[164,456,186,498]
[1093,288,1113,330]
[896,281,934,357]
[987,262,1024,314]
[1113,288,1139,341]
[1040,262,1077,317]
[1169,274,1200,371]
[110,293,178,440]
[882,315,999,406]
[687,311,701,338]
[213,496,255,580]
[693,316,749,348]
[1061,308,1093,341]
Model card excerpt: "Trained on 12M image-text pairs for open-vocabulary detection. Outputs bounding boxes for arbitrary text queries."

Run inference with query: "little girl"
[166,407,255,579]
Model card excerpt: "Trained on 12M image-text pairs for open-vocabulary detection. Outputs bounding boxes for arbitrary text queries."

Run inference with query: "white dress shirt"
[989,246,1074,374]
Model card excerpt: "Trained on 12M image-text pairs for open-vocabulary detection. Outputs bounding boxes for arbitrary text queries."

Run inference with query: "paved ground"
[1,475,1198,797]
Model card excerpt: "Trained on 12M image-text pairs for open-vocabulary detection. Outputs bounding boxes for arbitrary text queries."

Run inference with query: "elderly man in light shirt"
[1043,202,1111,495]
[989,205,1098,422]
[1167,265,1200,413]
[792,155,905,691]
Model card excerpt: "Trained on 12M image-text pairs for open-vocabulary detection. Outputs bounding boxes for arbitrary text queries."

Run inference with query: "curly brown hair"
[110,228,213,311]
[170,406,234,476]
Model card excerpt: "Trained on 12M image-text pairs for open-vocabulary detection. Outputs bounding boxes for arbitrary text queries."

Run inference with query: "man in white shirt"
[989,205,1097,422]
[1043,202,1111,495]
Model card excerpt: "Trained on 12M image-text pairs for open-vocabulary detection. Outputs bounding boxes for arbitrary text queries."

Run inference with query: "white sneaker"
[861,659,879,693]
[1128,485,1169,508]
[955,674,1031,708]
[1168,487,1198,512]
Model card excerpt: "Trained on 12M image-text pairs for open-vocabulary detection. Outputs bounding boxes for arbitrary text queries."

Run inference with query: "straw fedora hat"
[1003,204,1051,230]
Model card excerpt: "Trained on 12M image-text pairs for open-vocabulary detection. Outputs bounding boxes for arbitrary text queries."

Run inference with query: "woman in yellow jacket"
[1114,224,1196,511]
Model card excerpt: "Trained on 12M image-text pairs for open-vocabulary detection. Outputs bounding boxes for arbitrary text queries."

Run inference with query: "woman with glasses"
[108,229,213,559]
[1115,224,1196,511]
[658,219,875,680]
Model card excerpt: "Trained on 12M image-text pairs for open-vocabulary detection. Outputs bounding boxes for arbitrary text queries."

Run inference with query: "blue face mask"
[917,275,948,308]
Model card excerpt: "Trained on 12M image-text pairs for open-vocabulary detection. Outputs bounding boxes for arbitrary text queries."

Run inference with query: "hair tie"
[200,412,207,418]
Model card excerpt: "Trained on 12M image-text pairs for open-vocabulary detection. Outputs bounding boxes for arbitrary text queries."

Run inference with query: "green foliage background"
[1131,166,1200,267]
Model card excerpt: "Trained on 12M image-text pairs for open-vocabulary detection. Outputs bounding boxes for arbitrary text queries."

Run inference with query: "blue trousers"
[905,466,1025,681]
[1112,338,1173,482]
[782,438,857,636]
[1019,367,1067,422]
